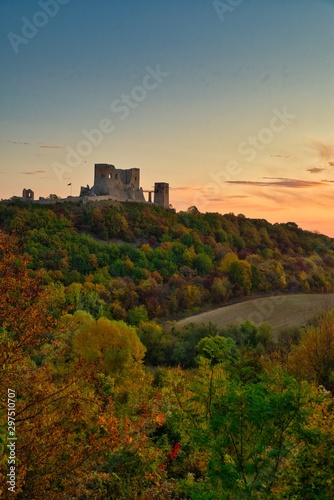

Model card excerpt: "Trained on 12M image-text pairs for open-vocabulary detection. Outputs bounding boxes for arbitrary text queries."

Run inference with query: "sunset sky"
[1,0,333,235]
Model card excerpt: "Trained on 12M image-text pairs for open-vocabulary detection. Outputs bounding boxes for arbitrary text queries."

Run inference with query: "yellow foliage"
[218,252,239,273]
[288,311,334,390]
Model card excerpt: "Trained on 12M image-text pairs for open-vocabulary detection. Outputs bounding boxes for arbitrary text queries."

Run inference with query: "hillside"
[0,200,333,322]
[1,201,334,498]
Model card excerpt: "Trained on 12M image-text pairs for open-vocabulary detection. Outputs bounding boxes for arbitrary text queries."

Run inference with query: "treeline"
[1,230,334,499]
[0,201,333,323]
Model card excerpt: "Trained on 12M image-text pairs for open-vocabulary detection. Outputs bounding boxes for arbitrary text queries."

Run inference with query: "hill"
[0,200,333,322]
[1,201,334,498]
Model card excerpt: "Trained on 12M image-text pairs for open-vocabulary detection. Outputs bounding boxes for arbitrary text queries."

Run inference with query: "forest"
[1,200,334,498]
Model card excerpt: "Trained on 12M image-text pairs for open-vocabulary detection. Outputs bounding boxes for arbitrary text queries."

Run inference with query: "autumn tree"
[288,310,334,392]
[276,386,334,499]
[0,231,165,498]
[0,230,59,374]
[161,358,315,498]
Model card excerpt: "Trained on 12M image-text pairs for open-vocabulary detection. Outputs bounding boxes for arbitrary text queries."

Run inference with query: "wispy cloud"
[270,154,289,158]
[225,195,250,199]
[0,140,33,145]
[209,196,250,201]
[307,167,327,174]
[310,139,334,161]
[241,186,334,210]
[228,178,323,188]
[1,140,64,149]
[21,170,47,175]
[171,186,202,192]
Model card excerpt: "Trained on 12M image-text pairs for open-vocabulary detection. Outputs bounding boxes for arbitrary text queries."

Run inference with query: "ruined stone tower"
[154,182,169,209]
[22,188,34,201]
[91,163,145,202]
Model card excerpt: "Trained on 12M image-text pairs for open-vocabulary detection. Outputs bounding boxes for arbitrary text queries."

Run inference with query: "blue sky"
[0,0,333,234]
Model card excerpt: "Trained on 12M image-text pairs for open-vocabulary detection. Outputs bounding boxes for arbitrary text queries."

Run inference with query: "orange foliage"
[0,230,166,497]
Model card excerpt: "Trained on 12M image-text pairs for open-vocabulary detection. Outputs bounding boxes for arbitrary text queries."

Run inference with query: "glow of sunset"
[0,0,333,236]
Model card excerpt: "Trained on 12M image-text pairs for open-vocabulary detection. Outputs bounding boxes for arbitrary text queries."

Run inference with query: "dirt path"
[176,294,334,332]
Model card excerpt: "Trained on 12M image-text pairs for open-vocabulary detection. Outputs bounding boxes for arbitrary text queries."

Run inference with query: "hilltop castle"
[10,163,170,208]
[80,163,169,208]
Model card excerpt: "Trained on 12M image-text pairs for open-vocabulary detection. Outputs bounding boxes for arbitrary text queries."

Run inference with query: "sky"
[0,0,333,236]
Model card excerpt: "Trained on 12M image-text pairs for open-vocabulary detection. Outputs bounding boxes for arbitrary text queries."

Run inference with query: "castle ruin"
[8,163,170,209]
[22,188,34,201]
[80,163,169,208]
[154,182,169,209]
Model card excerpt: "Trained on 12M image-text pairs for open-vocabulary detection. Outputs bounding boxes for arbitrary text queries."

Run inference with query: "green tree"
[196,336,238,365]
[163,365,314,499]
[128,305,149,326]
[193,253,213,275]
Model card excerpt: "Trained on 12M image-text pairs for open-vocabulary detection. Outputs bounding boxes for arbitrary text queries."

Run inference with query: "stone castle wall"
[92,164,145,201]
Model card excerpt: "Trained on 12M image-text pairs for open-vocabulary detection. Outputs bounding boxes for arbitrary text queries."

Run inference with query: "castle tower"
[93,164,117,195]
[154,182,169,209]
[92,163,144,201]
[22,188,34,201]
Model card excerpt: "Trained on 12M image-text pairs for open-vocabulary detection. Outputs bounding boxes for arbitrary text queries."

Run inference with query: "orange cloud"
[228,178,323,188]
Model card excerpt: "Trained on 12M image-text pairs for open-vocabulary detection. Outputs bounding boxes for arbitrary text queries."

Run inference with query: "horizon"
[1,0,333,236]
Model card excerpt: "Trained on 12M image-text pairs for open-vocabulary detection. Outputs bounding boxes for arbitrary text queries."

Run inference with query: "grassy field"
[176,293,334,332]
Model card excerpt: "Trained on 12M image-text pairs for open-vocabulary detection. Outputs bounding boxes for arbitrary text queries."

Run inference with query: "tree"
[0,232,161,497]
[65,311,147,392]
[219,253,252,295]
[0,231,109,495]
[162,365,315,499]
[0,230,58,359]
[211,277,231,303]
[229,260,252,295]
[288,311,334,392]
[277,387,334,499]
[193,253,213,275]
[196,336,237,365]
[128,305,149,326]
[137,321,164,365]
